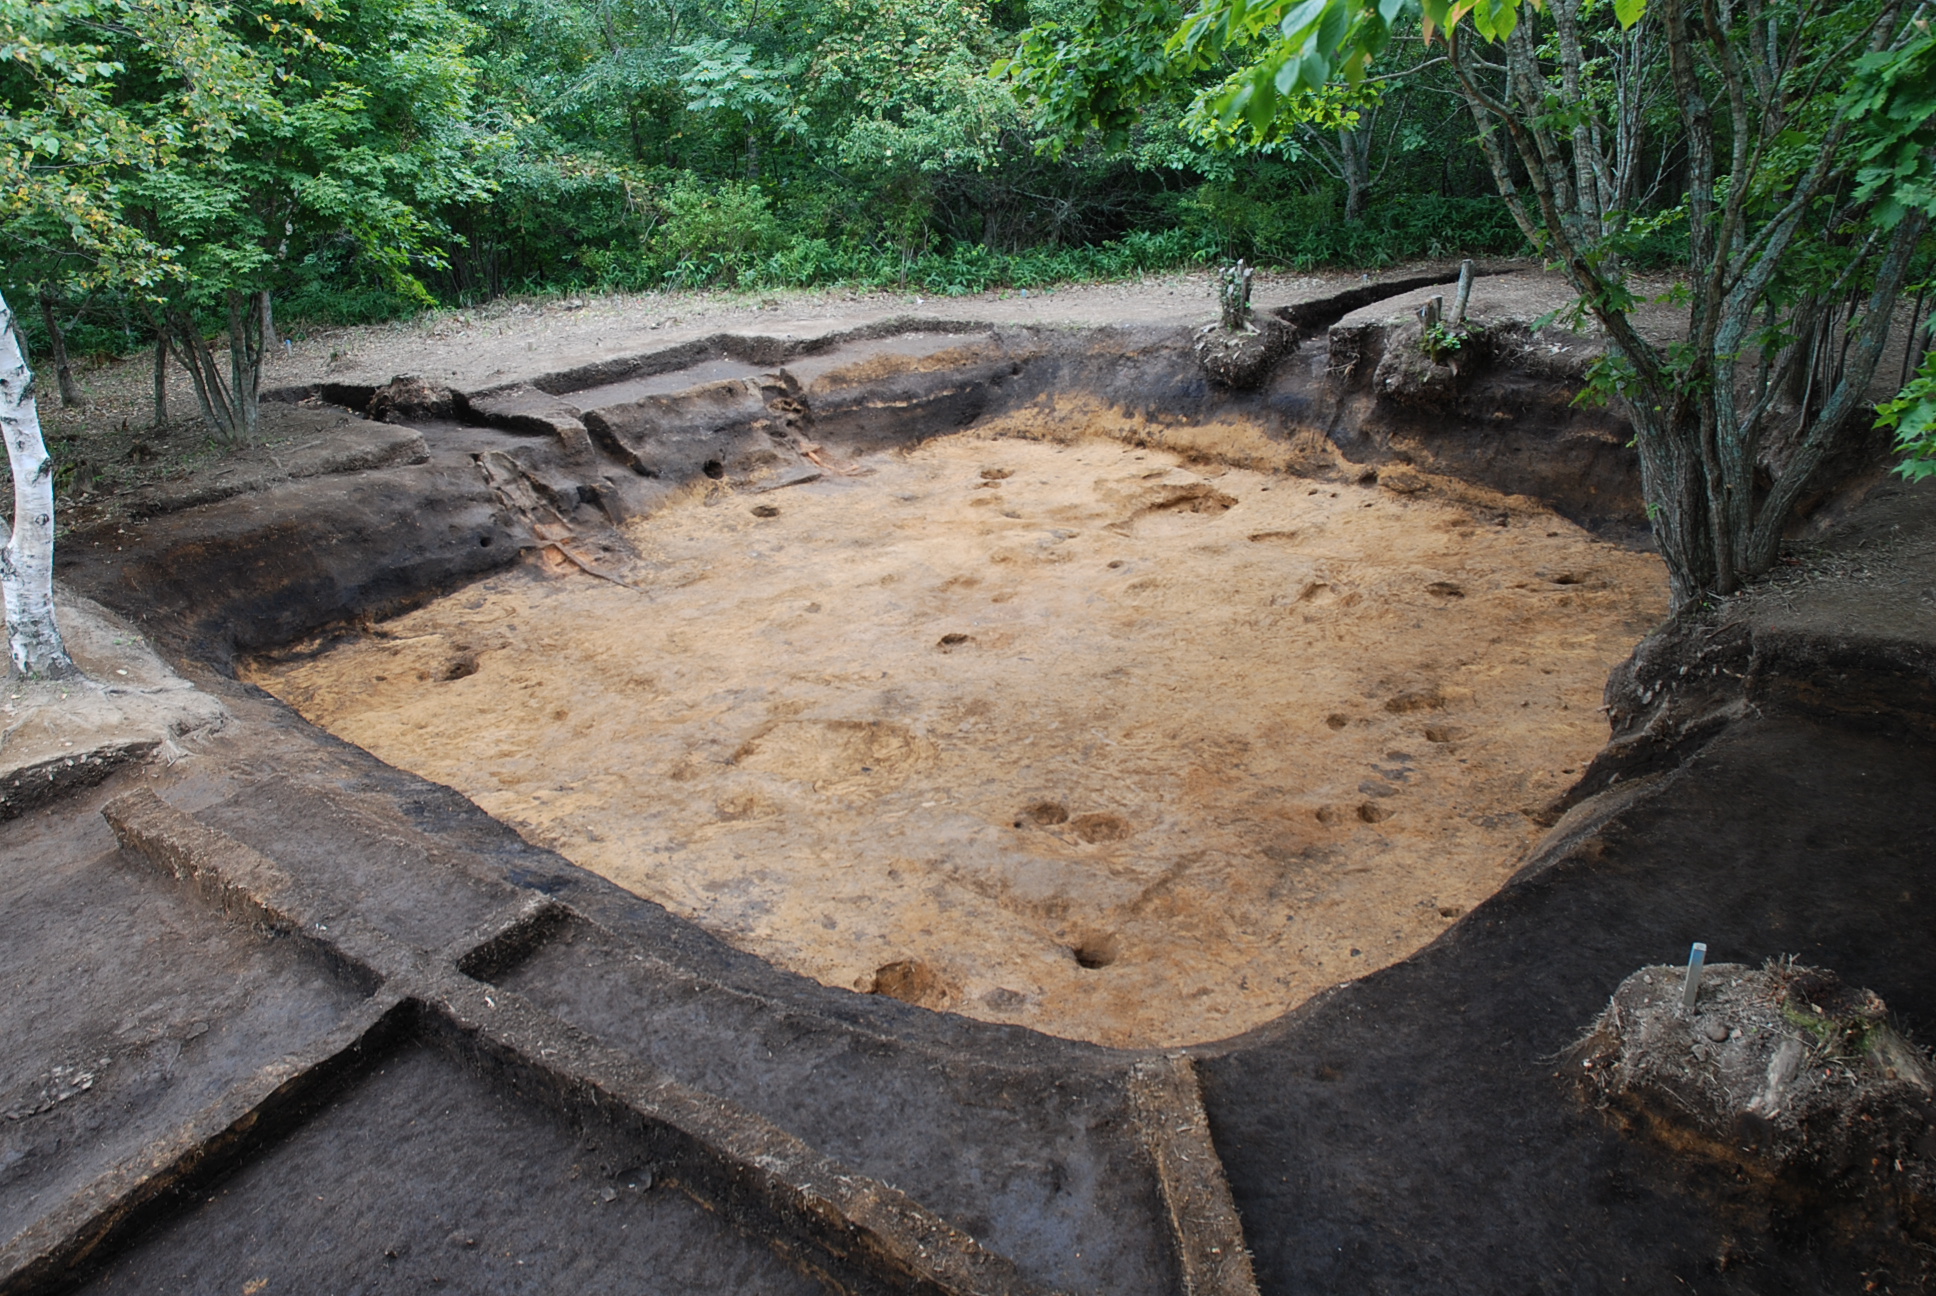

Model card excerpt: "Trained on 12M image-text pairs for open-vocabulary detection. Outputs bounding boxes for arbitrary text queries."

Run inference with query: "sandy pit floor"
[248,433,1667,1046]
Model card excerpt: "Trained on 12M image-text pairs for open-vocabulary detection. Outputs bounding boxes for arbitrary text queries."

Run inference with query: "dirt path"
[249,429,1667,1047]
[45,268,1337,431]
[40,268,1355,524]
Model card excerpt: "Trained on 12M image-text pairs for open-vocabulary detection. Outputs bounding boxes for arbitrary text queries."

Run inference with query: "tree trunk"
[1740,212,1930,573]
[152,328,169,428]
[1338,126,1369,221]
[1630,402,1717,609]
[35,288,85,409]
[0,292,76,678]
[225,290,263,442]
[259,289,277,351]
[163,308,240,441]
[1783,298,1819,407]
[1450,260,1474,326]
[161,294,263,443]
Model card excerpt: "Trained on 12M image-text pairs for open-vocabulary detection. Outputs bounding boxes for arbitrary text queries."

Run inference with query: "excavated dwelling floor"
[17,283,1936,1294]
[248,430,1666,1047]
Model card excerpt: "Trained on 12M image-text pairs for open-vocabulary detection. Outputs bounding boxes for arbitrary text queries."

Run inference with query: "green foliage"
[1171,0,1551,139]
[621,225,1210,294]
[678,39,802,138]
[996,0,1190,155]
[3,0,501,317]
[1001,0,1552,149]
[1877,347,1936,482]
[652,176,779,280]
[1171,189,1522,266]
[1848,29,1936,228]
[0,0,269,286]
[125,0,498,309]
[1420,319,1467,364]
[491,188,1521,300]
[3,0,1608,350]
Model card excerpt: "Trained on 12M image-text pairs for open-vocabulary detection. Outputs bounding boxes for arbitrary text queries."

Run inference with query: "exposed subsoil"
[246,430,1666,1047]
[16,271,1935,1294]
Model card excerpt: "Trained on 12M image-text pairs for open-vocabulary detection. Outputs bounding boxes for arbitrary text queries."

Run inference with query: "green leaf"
[1276,0,1329,41]
[1243,75,1276,131]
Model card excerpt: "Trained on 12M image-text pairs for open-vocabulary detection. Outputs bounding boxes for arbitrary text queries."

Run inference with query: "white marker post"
[1682,942,1708,1013]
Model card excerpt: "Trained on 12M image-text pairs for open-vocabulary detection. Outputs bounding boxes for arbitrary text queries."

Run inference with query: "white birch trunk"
[0,291,76,678]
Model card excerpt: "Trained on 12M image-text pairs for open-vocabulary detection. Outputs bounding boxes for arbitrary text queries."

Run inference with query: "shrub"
[652,177,779,283]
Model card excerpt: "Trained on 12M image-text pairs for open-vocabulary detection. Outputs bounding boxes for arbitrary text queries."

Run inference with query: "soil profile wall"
[57,311,1649,672]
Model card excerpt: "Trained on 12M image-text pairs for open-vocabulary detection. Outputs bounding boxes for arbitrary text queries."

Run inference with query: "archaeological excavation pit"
[248,414,1665,1048]
[31,294,1936,1296]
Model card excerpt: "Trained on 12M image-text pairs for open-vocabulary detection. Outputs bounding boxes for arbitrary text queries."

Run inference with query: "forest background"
[2,0,1933,660]
[2,0,1564,368]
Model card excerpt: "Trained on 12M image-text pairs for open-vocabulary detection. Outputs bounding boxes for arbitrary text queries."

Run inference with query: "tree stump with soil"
[1571,959,1936,1248]
[1194,260,1293,389]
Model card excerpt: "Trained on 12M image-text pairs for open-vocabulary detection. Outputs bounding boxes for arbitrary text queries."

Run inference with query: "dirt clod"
[367,374,457,423]
[1071,813,1132,844]
[870,959,952,1007]
[1193,318,1294,389]
[1573,960,1936,1250]
[1384,688,1446,714]
[1021,801,1070,826]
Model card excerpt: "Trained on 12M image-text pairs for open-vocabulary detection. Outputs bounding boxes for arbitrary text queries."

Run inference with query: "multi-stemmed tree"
[1007,0,1936,611]
[0,0,490,675]
[128,0,494,443]
[0,0,205,676]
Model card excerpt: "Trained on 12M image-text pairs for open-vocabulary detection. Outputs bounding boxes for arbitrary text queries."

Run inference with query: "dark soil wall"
[1198,712,1936,1294]
[61,458,519,671]
[1318,321,1647,537]
[60,312,1650,673]
[28,293,1936,1296]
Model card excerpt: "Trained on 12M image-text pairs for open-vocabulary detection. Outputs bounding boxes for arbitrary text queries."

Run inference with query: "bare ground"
[37,268,1357,531]
[246,428,1668,1048]
[34,261,1706,529]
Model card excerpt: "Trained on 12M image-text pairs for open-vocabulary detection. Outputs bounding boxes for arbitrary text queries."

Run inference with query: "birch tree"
[1,0,261,675]
[0,293,71,676]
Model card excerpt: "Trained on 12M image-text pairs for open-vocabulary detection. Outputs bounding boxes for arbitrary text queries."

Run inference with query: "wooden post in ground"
[1450,259,1475,326]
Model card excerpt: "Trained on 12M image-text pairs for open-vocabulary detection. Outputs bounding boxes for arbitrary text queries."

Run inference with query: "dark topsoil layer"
[11,281,1936,1295]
